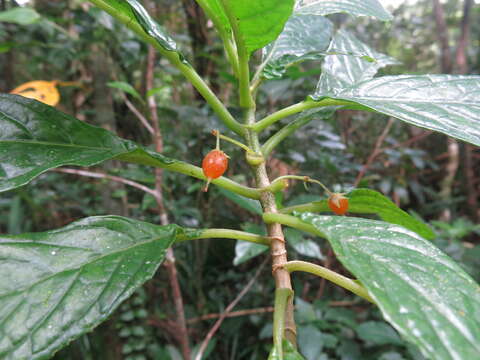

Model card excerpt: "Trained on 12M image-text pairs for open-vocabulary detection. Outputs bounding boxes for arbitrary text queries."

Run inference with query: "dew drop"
[51,250,57,255]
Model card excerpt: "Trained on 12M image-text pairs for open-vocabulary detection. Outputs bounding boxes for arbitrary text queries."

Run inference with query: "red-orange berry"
[202,149,228,191]
[328,193,348,215]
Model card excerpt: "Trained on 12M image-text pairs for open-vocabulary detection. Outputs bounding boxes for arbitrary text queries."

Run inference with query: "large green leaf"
[262,14,333,79]
[315,29,398,94]
[297,213,480,360]
[0,8,40,25]
[227,0,295,55]
[295,0,392,21]
[0,216,179,360]
[194,0,230,34]
[89,0,187,63]
[313,75,480,147]
[0,94,170,192]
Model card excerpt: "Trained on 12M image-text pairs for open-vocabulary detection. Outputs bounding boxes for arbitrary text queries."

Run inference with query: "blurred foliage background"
[1,0,479,359]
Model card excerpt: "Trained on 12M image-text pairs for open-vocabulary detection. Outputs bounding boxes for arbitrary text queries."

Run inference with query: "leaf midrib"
[0,139,121,151]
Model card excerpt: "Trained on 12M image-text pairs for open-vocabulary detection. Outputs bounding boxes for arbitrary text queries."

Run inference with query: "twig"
[187,306,275,324]
[194,258,269,360]
[123,94,154,135]
[53,168,158,198]
[354,118,394,187]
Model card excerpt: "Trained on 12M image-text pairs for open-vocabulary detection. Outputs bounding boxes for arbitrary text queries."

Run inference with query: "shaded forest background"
[1,0,479,359]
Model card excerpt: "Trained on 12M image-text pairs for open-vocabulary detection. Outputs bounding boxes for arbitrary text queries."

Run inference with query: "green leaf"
[356,321,403,346]
[90,0,187,63]
[268,339,306,360]
[295,0,393,21]
[107,81,144,102]
[297,325,324,359]
[233,224,268,266]
[262,14,333,79]
[284,228,324,260]
[217,187,263,215]
[0,8,41,25]
[315,29,399,94]
[0,94,169,192]
[195,0,231,34]
[314,75,480,147]
[0,216,179,360]
[297,213,480,360]
[347,189,434,240]
[227,0,295,55]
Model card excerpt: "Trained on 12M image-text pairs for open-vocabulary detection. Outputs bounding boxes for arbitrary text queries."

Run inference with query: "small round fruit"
[202,149,228,179]
[328,193,348,215]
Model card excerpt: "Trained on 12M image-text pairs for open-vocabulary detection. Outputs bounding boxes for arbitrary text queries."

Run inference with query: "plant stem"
[263,212,326,238]
[176,228,271,246]
[194,0,239,77]
[253,99,347,133]
[88,0,244,136]
[220,0,254,109]
[117,149,262,199]
[273,288,294,359]
[284,261,374,303]
[212,129,255,153]
[261,112,320,157]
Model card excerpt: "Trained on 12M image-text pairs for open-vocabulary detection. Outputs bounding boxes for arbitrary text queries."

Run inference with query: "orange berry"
[328,193,348,215]
[202,149,228,191]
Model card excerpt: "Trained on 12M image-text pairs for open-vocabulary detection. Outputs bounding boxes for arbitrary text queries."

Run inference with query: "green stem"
[253,99,348,133]
[213,130,255,153]
[117,149,262,199]
[176,228,271,246]
[263,212,326,238]
[261,112,318,157]
[194,0,239,77]
[220,0,254,109]
[88,0,244,136]
[273,288,294,360]
[284,261,375,303]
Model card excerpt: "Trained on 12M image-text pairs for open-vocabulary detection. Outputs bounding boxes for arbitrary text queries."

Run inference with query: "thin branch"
[123,94,154,135]
[53,168,157,197]
[187,306,275,324]
[354,118,394,187]
[194,258,269,360]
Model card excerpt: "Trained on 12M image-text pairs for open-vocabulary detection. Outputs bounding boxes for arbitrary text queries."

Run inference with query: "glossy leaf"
[0,94,173,193]
[90,0,187,63]
[295,0,392,21]
[297,213,480,360]
[315,29,399,95]
[0,216,179,360]
[314,75,480,147]
[227,0,295,55]
[194,0,230,34]
[0,8,40,25]
[268,339,305,360]
[262,14,333,79]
